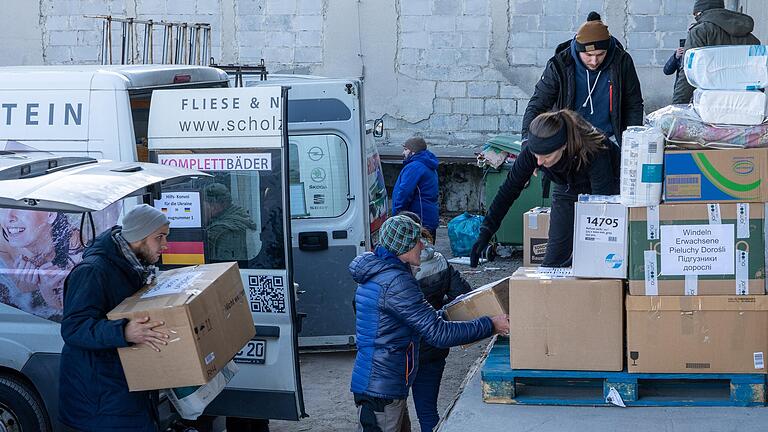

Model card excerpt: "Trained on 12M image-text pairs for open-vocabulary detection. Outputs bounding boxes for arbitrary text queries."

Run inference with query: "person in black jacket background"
[470,109,619,268]
[398,211,472,432]
[522,12,644,146]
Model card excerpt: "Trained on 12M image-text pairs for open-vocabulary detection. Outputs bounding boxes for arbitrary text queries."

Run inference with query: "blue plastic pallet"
[482,338,766,407]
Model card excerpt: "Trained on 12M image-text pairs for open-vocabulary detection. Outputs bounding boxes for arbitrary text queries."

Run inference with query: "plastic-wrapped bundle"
[693,88,768,126]
[646,104,768,149]
[684,45,768,90]
[620,126,664,207]
[165,361,239,420]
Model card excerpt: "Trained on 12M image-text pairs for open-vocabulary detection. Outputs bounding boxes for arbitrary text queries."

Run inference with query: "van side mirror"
[373,118,384,138]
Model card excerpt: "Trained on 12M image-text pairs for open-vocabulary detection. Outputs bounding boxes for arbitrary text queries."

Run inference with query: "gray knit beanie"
[121,204,170,243]
[379,215,421,256]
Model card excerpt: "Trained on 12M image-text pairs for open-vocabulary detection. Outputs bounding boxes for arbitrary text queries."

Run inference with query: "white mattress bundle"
[693,88,768,126]
[619,126,665,207]
[684,45,768,126]
[684,45,768,90]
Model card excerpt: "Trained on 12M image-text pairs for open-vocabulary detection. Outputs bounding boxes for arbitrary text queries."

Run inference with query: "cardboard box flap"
[626,295,768,312]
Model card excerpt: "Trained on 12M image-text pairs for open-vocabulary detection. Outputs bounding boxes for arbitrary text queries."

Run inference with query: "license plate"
[234,339,266,364]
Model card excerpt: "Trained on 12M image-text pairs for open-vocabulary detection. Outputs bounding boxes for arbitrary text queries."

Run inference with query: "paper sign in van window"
[157,153,271,172]
[154,192,202,228]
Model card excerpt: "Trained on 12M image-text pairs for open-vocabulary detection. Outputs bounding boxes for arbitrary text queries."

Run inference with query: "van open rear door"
[0,153,209,212]
[147,86,305,421]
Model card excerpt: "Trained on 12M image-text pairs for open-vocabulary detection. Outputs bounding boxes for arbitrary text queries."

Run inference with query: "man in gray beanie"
[59,203,171,432]
[672,0,760,103]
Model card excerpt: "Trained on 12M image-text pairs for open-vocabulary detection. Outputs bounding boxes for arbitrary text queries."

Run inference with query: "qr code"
[248,275,286,313]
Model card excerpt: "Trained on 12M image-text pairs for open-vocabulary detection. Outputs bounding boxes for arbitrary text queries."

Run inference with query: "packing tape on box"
[736,249,749,295]
[685,275,698,296]
[644,250,659,295]
[708,203,721,225]
[647,205,659,240]
[737,203,750,239]
[528,212,538,230]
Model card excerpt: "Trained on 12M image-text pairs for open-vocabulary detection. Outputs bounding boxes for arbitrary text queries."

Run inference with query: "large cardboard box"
[445,277,509,321]
[664,148,768,202]
[626,295,768,374]
[108,262,254,391]
[628,203,766,296]
[523,207,550,267]
[508,268,624,371]
[572,197,628,279]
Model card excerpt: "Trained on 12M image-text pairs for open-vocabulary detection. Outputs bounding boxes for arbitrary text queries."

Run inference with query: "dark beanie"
[574,12,611,52]
[403,137,427,153]
[693,0,724,13]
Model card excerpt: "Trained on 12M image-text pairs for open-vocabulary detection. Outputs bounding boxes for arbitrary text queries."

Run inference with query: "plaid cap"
[379,215,421,256]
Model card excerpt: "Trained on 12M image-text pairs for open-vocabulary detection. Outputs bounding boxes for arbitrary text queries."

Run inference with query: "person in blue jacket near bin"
[350,215,509,432]
[392,137,440,240]
[470,109,620,268]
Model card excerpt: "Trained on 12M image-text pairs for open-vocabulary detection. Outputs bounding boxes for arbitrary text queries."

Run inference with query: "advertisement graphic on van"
[366,141,387,234]
[0,141,120,321]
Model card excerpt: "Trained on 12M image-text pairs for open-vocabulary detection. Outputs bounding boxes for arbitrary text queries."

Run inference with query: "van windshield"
[156,149,286,271]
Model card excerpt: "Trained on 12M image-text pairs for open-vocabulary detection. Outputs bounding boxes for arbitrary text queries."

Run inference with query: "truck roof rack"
[209,60,269,87]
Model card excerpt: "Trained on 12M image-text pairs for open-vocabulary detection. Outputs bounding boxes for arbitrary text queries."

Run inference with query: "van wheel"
[0,374,50,432]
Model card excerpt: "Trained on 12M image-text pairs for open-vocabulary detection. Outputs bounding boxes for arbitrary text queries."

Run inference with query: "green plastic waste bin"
[483,135,551,245]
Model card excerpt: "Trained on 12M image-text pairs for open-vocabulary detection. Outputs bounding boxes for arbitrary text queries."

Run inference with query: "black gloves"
[469,231,492,268]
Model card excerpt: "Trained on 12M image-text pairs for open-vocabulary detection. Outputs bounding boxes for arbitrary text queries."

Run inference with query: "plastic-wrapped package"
[693,88,768,125]
[619,127,664,207]
[165,361,239,420]
[684,45,768,90]
[646,104,768,149]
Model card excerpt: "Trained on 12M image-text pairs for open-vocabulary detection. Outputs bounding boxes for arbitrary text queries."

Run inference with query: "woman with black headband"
[470,109,619,268]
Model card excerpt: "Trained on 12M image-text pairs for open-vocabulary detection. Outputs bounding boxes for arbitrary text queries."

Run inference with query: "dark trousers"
[411,358,447,432]
[542,185,580,268]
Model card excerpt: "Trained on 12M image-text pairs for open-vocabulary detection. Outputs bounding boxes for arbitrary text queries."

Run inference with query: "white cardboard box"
[572,196,628,279]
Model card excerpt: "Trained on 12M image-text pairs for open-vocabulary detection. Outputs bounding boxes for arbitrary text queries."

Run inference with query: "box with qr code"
[627,295,768,374]
[109,262,254,391]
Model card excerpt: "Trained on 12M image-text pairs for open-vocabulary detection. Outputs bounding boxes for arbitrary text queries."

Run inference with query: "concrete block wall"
[2,0,758,149]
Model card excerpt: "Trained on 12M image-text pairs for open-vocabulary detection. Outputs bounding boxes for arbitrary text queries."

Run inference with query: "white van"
[0,64,386,430]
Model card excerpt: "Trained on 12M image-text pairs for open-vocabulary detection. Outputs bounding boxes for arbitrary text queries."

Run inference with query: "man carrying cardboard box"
[59,204,171,432]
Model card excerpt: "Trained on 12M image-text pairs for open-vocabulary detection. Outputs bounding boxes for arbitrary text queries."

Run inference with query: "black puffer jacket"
[672,8,761,104]
[522,37,644,145]
[414,246,472,363]
[480,141,619,239]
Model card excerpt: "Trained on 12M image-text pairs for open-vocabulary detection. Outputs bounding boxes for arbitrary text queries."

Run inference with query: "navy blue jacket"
[59,228,158,432]
[663,52,681,76]
[350,246,493,400]
[392,150,440,231]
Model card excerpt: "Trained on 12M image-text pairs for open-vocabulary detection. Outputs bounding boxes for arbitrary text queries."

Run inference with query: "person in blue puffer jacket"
[350,215,509,432]
[392,137,440,240]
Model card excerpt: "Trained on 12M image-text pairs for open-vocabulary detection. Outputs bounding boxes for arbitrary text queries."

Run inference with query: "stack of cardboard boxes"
[453,45,768,376]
